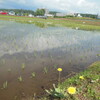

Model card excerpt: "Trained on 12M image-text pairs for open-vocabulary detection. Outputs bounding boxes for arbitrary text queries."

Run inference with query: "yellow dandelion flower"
[79,76,84,80]
[57,68,62,72]
[67,87,76,94]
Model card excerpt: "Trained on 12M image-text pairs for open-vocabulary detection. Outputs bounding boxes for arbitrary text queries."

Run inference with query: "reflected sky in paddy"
[0,20,100,58]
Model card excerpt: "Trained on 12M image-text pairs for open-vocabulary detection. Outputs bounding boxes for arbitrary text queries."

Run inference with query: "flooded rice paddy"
[0,20,100,100]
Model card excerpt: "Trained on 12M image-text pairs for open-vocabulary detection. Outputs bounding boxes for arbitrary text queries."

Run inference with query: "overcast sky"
[0,0,100,14]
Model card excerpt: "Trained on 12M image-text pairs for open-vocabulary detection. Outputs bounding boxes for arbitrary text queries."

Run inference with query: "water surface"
[0,20,100,100]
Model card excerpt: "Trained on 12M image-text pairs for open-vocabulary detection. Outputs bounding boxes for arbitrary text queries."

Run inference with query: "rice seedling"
[53,64,57,69]
[18,76,23,82]
[21,63,25,70]
[31,72,36,78]
[43,67,48,74]
[3,81,8,89]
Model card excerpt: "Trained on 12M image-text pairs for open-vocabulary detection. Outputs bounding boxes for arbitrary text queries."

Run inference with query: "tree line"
[0,9,46,16]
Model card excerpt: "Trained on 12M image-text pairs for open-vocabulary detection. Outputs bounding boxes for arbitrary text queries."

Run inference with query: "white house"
[45,14,54,17]
[9,11,15,15]
[56,12,75,17]
[28,14,34,17]
[77,14,82,17]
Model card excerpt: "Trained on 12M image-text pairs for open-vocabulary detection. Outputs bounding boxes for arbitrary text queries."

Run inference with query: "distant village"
[0,8,100,19]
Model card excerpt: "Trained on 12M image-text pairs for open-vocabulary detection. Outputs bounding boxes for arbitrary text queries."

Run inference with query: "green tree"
[35,9,45,16]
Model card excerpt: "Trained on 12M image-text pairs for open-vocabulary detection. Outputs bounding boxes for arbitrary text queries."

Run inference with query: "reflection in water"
[0,20,100,57]
[16,20,55,28]
[0,20,100,100]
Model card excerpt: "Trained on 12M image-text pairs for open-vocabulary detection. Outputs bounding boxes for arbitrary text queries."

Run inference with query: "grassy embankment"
[0,15,100,31]
[22,61,100,100]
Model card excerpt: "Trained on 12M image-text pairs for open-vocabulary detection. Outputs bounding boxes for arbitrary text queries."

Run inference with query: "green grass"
[0,15,100,31]
[59,61,100,100]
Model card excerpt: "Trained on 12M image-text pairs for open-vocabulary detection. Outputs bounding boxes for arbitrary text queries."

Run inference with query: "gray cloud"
[0,0,100,14]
